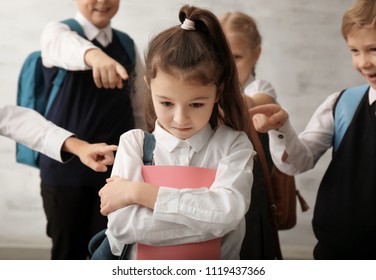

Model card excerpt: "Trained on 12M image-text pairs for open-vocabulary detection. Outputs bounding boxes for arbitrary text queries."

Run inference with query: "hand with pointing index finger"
[248,104,289,133]
[84,48,129,89]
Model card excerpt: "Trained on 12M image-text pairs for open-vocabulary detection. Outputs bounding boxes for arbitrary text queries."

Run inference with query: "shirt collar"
[154,121,213,153]
[75,11,112,43]
[369,86,376,105]
[242,74,255,92]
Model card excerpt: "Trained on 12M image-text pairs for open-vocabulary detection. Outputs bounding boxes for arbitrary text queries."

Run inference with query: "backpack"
[249,123,309,259]
[333,84,369,152]
[16,18,136,168]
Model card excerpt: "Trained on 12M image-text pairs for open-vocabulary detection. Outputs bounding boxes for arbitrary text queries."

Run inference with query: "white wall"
[0,0,363,258]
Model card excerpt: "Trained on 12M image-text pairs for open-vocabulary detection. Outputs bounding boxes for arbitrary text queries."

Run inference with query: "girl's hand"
[248,104,288,132]
[99,176,134,215]
[98,175,160,216]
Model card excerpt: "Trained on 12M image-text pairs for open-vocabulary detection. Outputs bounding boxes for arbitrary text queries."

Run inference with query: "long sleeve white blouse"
[106,123,255,259]
[0,105,73,163]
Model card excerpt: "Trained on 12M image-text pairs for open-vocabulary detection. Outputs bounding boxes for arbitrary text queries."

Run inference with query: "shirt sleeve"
[40,21,98,70]
[0,105,74,162]
[106,130,254,252]
[244,79,277,100]
[268,92,339,175]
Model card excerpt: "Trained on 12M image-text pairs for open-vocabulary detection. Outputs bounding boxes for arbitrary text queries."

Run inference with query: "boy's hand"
[84,48,128,89]
[62,137,118,172]
[248,104,288,132]
[77,143,118,172]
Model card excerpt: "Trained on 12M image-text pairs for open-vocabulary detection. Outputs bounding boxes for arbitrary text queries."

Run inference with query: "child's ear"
[253,46,261,61]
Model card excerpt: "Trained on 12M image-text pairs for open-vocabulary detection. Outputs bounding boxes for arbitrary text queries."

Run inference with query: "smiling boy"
[249,0,376,259]
[39,0,145,259]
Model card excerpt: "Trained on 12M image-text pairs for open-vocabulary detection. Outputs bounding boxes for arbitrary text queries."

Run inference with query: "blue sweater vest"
[39,34,136,186]
[313,92,376,257]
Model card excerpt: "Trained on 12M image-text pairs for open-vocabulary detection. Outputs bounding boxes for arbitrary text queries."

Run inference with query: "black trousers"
[313,241,376,260]
[40,181,107,260]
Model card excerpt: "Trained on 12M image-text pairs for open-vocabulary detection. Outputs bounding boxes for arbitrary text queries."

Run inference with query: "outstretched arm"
[62,137,117,172]
[84,48,128,89]
[248,103,289,132]
[41,21,128,89]
[0,105,117,172]
[244,91,277,109]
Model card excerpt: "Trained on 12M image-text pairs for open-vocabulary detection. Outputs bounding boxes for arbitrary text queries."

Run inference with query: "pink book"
[136,165,221,260]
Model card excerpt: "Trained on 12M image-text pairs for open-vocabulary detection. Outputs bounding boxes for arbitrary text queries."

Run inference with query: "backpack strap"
[333,84,369,152]
[119,131,155,259]
[61,18,85,37]
[143,131,156,165]
[45,18,86,115]
[248,123,283,260]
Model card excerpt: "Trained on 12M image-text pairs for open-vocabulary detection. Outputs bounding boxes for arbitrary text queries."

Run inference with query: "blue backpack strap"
[113,29,136,67]
[45,19,86,115]
[333,83,369,151]
[143,131,156,165]
[61,18,85,37]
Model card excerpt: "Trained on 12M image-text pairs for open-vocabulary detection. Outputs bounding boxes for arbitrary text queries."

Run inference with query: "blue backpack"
[333,84,369,152]
[16,18,136,168]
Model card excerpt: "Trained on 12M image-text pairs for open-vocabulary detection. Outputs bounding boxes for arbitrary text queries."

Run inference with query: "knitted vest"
[313,92,376,257]
[39,35,135,186]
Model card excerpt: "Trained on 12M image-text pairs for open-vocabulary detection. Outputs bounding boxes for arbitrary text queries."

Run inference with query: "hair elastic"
[181,18,195,30]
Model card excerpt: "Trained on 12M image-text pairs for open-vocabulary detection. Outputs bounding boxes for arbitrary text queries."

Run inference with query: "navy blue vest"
[39,34,135,186]
[313,92,376,257]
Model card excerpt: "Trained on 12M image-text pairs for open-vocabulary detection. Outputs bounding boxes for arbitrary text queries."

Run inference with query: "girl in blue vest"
[249,0,376,259]
[96,4,255,260]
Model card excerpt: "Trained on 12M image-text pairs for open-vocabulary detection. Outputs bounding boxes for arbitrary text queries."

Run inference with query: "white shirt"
[40,11,146,130]
[106,123,255,259]
[0,105,73,163]
[243,74,277,100]
[269,85,376,175]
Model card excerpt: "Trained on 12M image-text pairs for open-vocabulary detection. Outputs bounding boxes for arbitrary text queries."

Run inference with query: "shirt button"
[278,134,284,139]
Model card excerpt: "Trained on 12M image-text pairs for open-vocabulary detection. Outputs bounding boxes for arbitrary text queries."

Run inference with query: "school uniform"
[241,75,279,259]
[0,105,73,162]
[106,123,255,259]
[268,86,376,259]
[39,11,145,259]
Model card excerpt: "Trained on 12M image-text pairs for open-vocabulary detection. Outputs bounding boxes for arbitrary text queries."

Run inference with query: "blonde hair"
[219,11,262,50]
[220,12,261,77]
[342,0,376,40]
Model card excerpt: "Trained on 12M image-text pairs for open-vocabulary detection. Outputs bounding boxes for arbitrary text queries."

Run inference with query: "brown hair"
[342,0,376,40]
[144,5,250,136]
